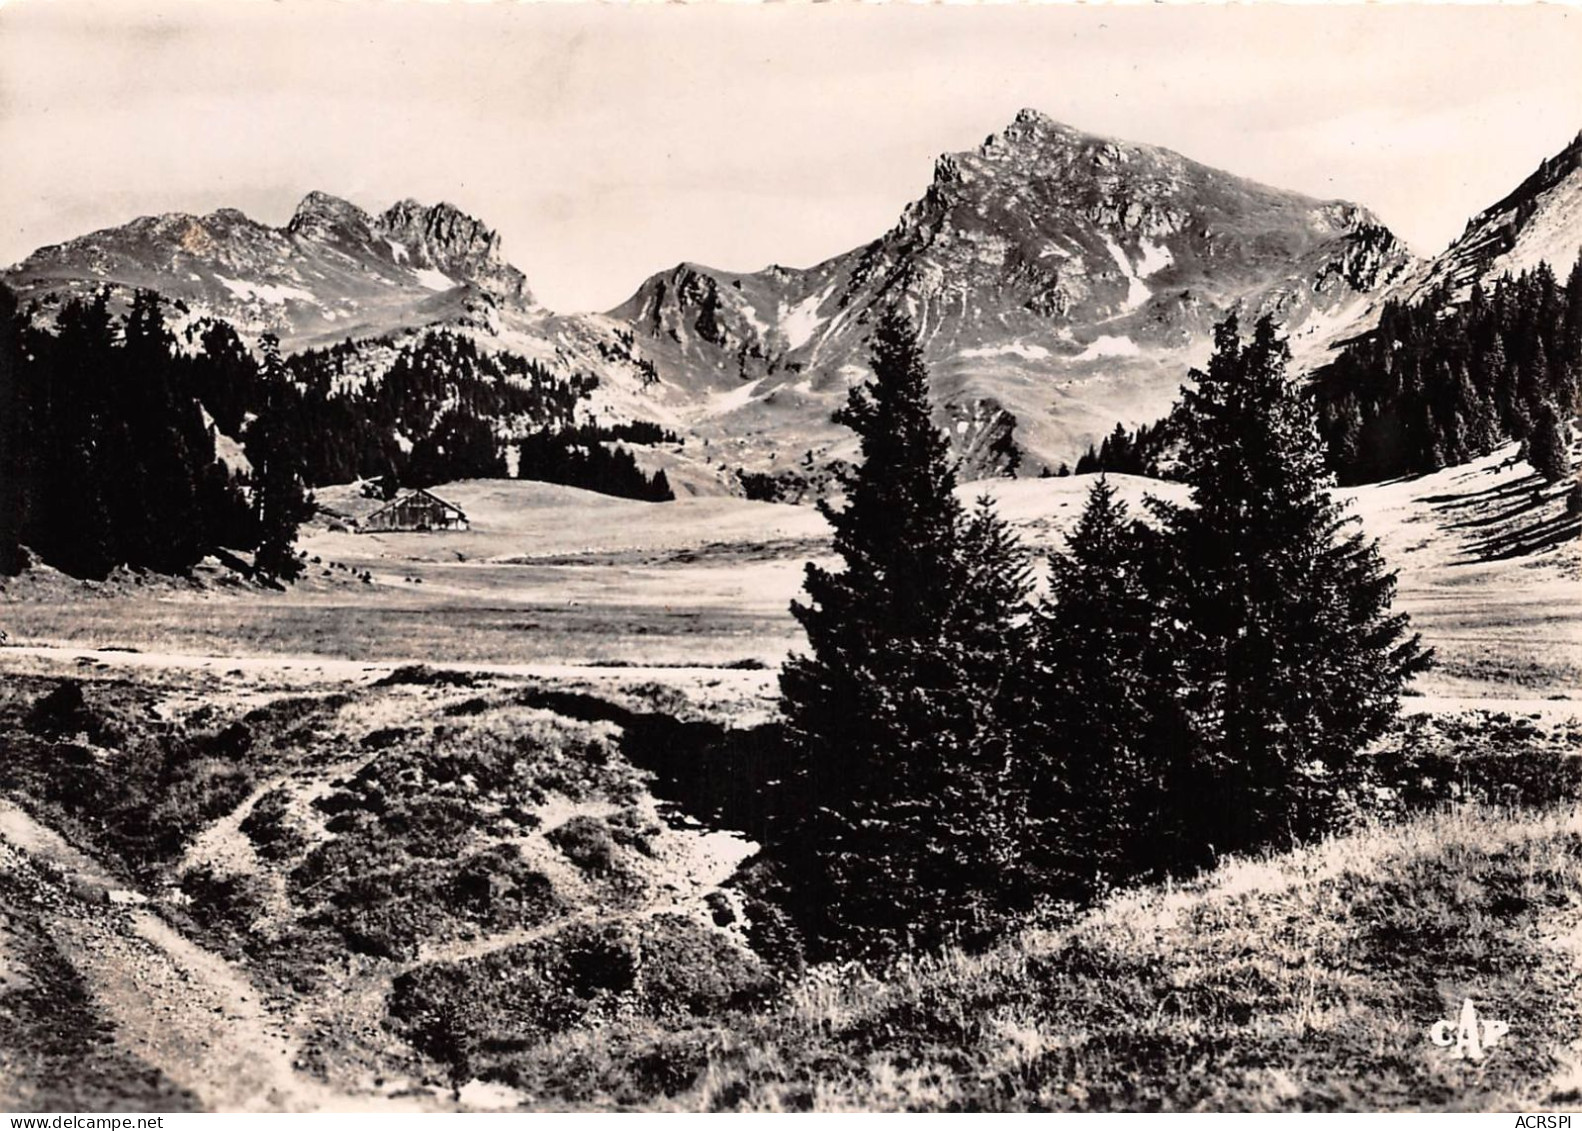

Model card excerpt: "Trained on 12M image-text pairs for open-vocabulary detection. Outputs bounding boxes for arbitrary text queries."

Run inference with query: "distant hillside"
[1,193,690,453]
[1407,129,1582,305]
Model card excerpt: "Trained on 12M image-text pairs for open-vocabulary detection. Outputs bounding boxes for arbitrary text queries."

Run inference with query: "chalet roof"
[364,487,468,524]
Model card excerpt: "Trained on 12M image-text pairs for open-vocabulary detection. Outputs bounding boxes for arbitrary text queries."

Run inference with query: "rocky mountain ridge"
[612,109,1420,476]
[7,191,534,343]
[1404,128,1582,304]
[6,111,1580,488]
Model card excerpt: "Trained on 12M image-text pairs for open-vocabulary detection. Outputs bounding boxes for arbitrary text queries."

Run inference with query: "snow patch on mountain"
[1136,239,1174,277]
[1102,237,1152,311]
[704,377,766,418]
[1074,335,1142,361]
[214,275,316,306]
[960,342,1052,361]
[412,267,457,293]
[780,290,828,350]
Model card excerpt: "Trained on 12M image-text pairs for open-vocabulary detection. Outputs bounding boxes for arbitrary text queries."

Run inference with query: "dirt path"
[4,642,1575,723]
[0,642,777,693]
[0,798,414,1112]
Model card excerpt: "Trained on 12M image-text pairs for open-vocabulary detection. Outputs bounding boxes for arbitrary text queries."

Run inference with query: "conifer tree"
[778,307,1032,957]
[1525,400,1572,483]
[44,294,118,579]
[247,336,315,584]
[0,283,21,575]
[1566,256,1582,362]
[1030,478,1188,891]
[953,495,1038,899]
[1153,315,1431,858]
[117,290,208,572]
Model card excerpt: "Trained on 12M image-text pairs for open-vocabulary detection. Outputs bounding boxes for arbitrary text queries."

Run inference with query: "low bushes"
[547,815,619,875]
[1366,711,1582,815]
[388,914,770,1087]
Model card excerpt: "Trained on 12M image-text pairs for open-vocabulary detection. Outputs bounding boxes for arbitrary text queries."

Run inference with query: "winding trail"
[0,798,415,1112]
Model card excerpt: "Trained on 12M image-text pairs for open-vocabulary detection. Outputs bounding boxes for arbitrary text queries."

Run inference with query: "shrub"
[389,917,767,1087]
[240,786,310,861]
[360,726,413,751]
[25,681,122,745]
[181,863,271,939]
[375,665,478,688]
[635,914,772,1017]
[443,697,492,717]
[448,845,563,931]
[1367,711,1582,815]
[547,815,619,875]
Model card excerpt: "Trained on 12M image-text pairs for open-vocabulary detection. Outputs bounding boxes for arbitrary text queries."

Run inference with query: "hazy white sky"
[2,1,1580,313]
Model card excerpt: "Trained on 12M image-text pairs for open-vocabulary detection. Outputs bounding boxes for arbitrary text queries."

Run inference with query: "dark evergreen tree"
[1152,315,1431,859]
[115,290,208,572]
[1566,257,1582,384]
[38,293,119,578]
[1525,400,1571,483]
[1029,477,1185,893]
[953,495,1038,899]
[776,308,1033,957]
[0,283,21,575]
[247,336,316,584]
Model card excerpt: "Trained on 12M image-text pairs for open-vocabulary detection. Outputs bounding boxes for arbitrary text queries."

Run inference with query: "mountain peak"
[374,198,531,306]
[379,198,473,229]
[287,191,373,242]
[1005,107,1076,137]
[294,189,361,215]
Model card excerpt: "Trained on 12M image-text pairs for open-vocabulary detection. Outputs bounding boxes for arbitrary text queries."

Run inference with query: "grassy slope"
[593,805,1582,1112]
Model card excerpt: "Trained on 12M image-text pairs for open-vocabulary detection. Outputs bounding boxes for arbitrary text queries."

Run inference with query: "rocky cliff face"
[6,191,536,348]
[374,198,533,306]
[614,110,1418,474]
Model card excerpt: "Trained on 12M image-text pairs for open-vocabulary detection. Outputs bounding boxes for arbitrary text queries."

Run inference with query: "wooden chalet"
[359,488,469,533]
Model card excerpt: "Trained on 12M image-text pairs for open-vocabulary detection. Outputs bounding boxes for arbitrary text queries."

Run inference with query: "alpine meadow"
[1,1,1581,1115]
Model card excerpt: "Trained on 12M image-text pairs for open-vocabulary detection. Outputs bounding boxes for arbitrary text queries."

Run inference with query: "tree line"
[0,286,686,581]
[757,308,1429,960]
[515,427,675,502]
[0,286,309,582]
[1313,255,1581,484]
[1073,252,1582,488]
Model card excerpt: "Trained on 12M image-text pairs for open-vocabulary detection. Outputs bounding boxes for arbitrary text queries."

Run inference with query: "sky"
[2,1,1581,314]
